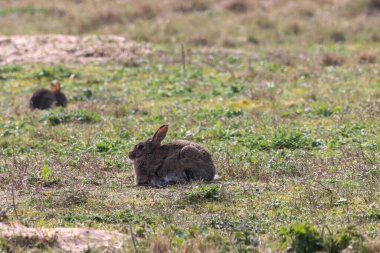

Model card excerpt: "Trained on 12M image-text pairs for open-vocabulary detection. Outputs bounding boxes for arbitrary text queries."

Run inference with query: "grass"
[0,0,379,252]
[0,48,378,252]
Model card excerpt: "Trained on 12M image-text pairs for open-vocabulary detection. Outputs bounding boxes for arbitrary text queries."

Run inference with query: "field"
[0,0,380,252]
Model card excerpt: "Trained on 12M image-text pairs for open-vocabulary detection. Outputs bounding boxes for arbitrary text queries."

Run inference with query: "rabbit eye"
[137,144,144,150]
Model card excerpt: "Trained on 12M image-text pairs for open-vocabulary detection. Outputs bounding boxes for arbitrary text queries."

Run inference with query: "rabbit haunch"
[29,80,67,110]
[128,125,216,186]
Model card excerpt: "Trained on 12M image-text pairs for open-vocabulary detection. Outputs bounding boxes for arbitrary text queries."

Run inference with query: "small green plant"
[64,209,137,224]
[279,223,323,253]
[30,166,61,187]
[63,214,102,223]
[0,121,32,136]
[280,224,366,253]
[233,230,259,252]
[112,209,135,223]
[309,103,343,117]
[259,61,285,72]
[324,225,364,253]
[367,208,380,221]
[187,184,220,203]
[83,248,98,253]
[0,65,22,74]
[40,109,101,125]
[207,212,236,229]
[32,65,77,80]
[156,85,193,97]
[0,238,10,253]
[270,129,312,150]
[0,7,44,17]
[70,88,93,101]
[195,107,243,121]
[72,110,101,124]
[40,166,52,181]
[96,142,112,153]
[40,109,72,125]
[313,103,334,117]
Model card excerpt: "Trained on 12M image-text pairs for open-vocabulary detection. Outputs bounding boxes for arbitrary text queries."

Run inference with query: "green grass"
[0,6,45,17]
[40,108,101,125]
[0,44,379,252]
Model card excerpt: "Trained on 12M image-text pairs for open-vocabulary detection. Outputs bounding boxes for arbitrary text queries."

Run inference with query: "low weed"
[269,128,312,150]
[0,65,23,74]
[69,88,93,101]
[324,225,364,253]
[186,184,220,203]
[31,65,77,80]
[195,107,243,121]
[0,7,44,17]
[40,108,101,125]
[279,223,324,253]
[63,209,142,225]
[280,223,367,253]
[206,212,236,229]
[27,166,62,187]
[0,121,33,136]
[309,103,342,117]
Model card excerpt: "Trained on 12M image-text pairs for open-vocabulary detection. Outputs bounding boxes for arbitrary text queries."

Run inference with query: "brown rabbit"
[29,80,67,110]
[128,125,216,186]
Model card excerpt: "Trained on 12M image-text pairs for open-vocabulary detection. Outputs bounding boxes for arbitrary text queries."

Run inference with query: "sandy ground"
[0,222,127,252]
[0,35,151,65]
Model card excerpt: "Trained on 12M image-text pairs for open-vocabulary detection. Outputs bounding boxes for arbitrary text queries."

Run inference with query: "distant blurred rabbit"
[128,125,216,186]
[29,80,67,110]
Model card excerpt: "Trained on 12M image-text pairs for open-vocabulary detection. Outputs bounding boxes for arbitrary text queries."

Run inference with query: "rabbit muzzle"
[128,151,136,160]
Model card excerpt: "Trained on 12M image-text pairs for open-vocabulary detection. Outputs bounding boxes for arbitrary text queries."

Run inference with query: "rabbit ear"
[152,125,168,145]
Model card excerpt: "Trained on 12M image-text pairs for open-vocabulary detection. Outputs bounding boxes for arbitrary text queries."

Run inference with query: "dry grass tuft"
[365,238,380,253]
[329,31,346,42]
[322,54,345,66]
[150,235,170,253]
[180,236,216,253]
[173,0,211,13]
[190,37,210,46]
[358,53,377,64]
[88,8,123,29]
[219,0,250,13]
[130,3,160,20]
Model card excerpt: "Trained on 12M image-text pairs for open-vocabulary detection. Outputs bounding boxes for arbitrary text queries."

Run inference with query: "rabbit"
[128,125,216,186]
[29,80,67,110]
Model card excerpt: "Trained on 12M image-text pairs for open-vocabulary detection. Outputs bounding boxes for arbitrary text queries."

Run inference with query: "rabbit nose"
[128,151,135,159]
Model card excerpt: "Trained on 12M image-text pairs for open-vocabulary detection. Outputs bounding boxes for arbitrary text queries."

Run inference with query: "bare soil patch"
[0,35,151,65]
[0,222,127,252]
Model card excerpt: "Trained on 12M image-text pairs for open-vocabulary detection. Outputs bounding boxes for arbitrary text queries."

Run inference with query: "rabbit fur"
[30,80,67,110]
[128,125,216,186]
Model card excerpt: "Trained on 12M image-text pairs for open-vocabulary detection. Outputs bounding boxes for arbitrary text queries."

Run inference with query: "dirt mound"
[0,35,151,65]
[0,222,127,252]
